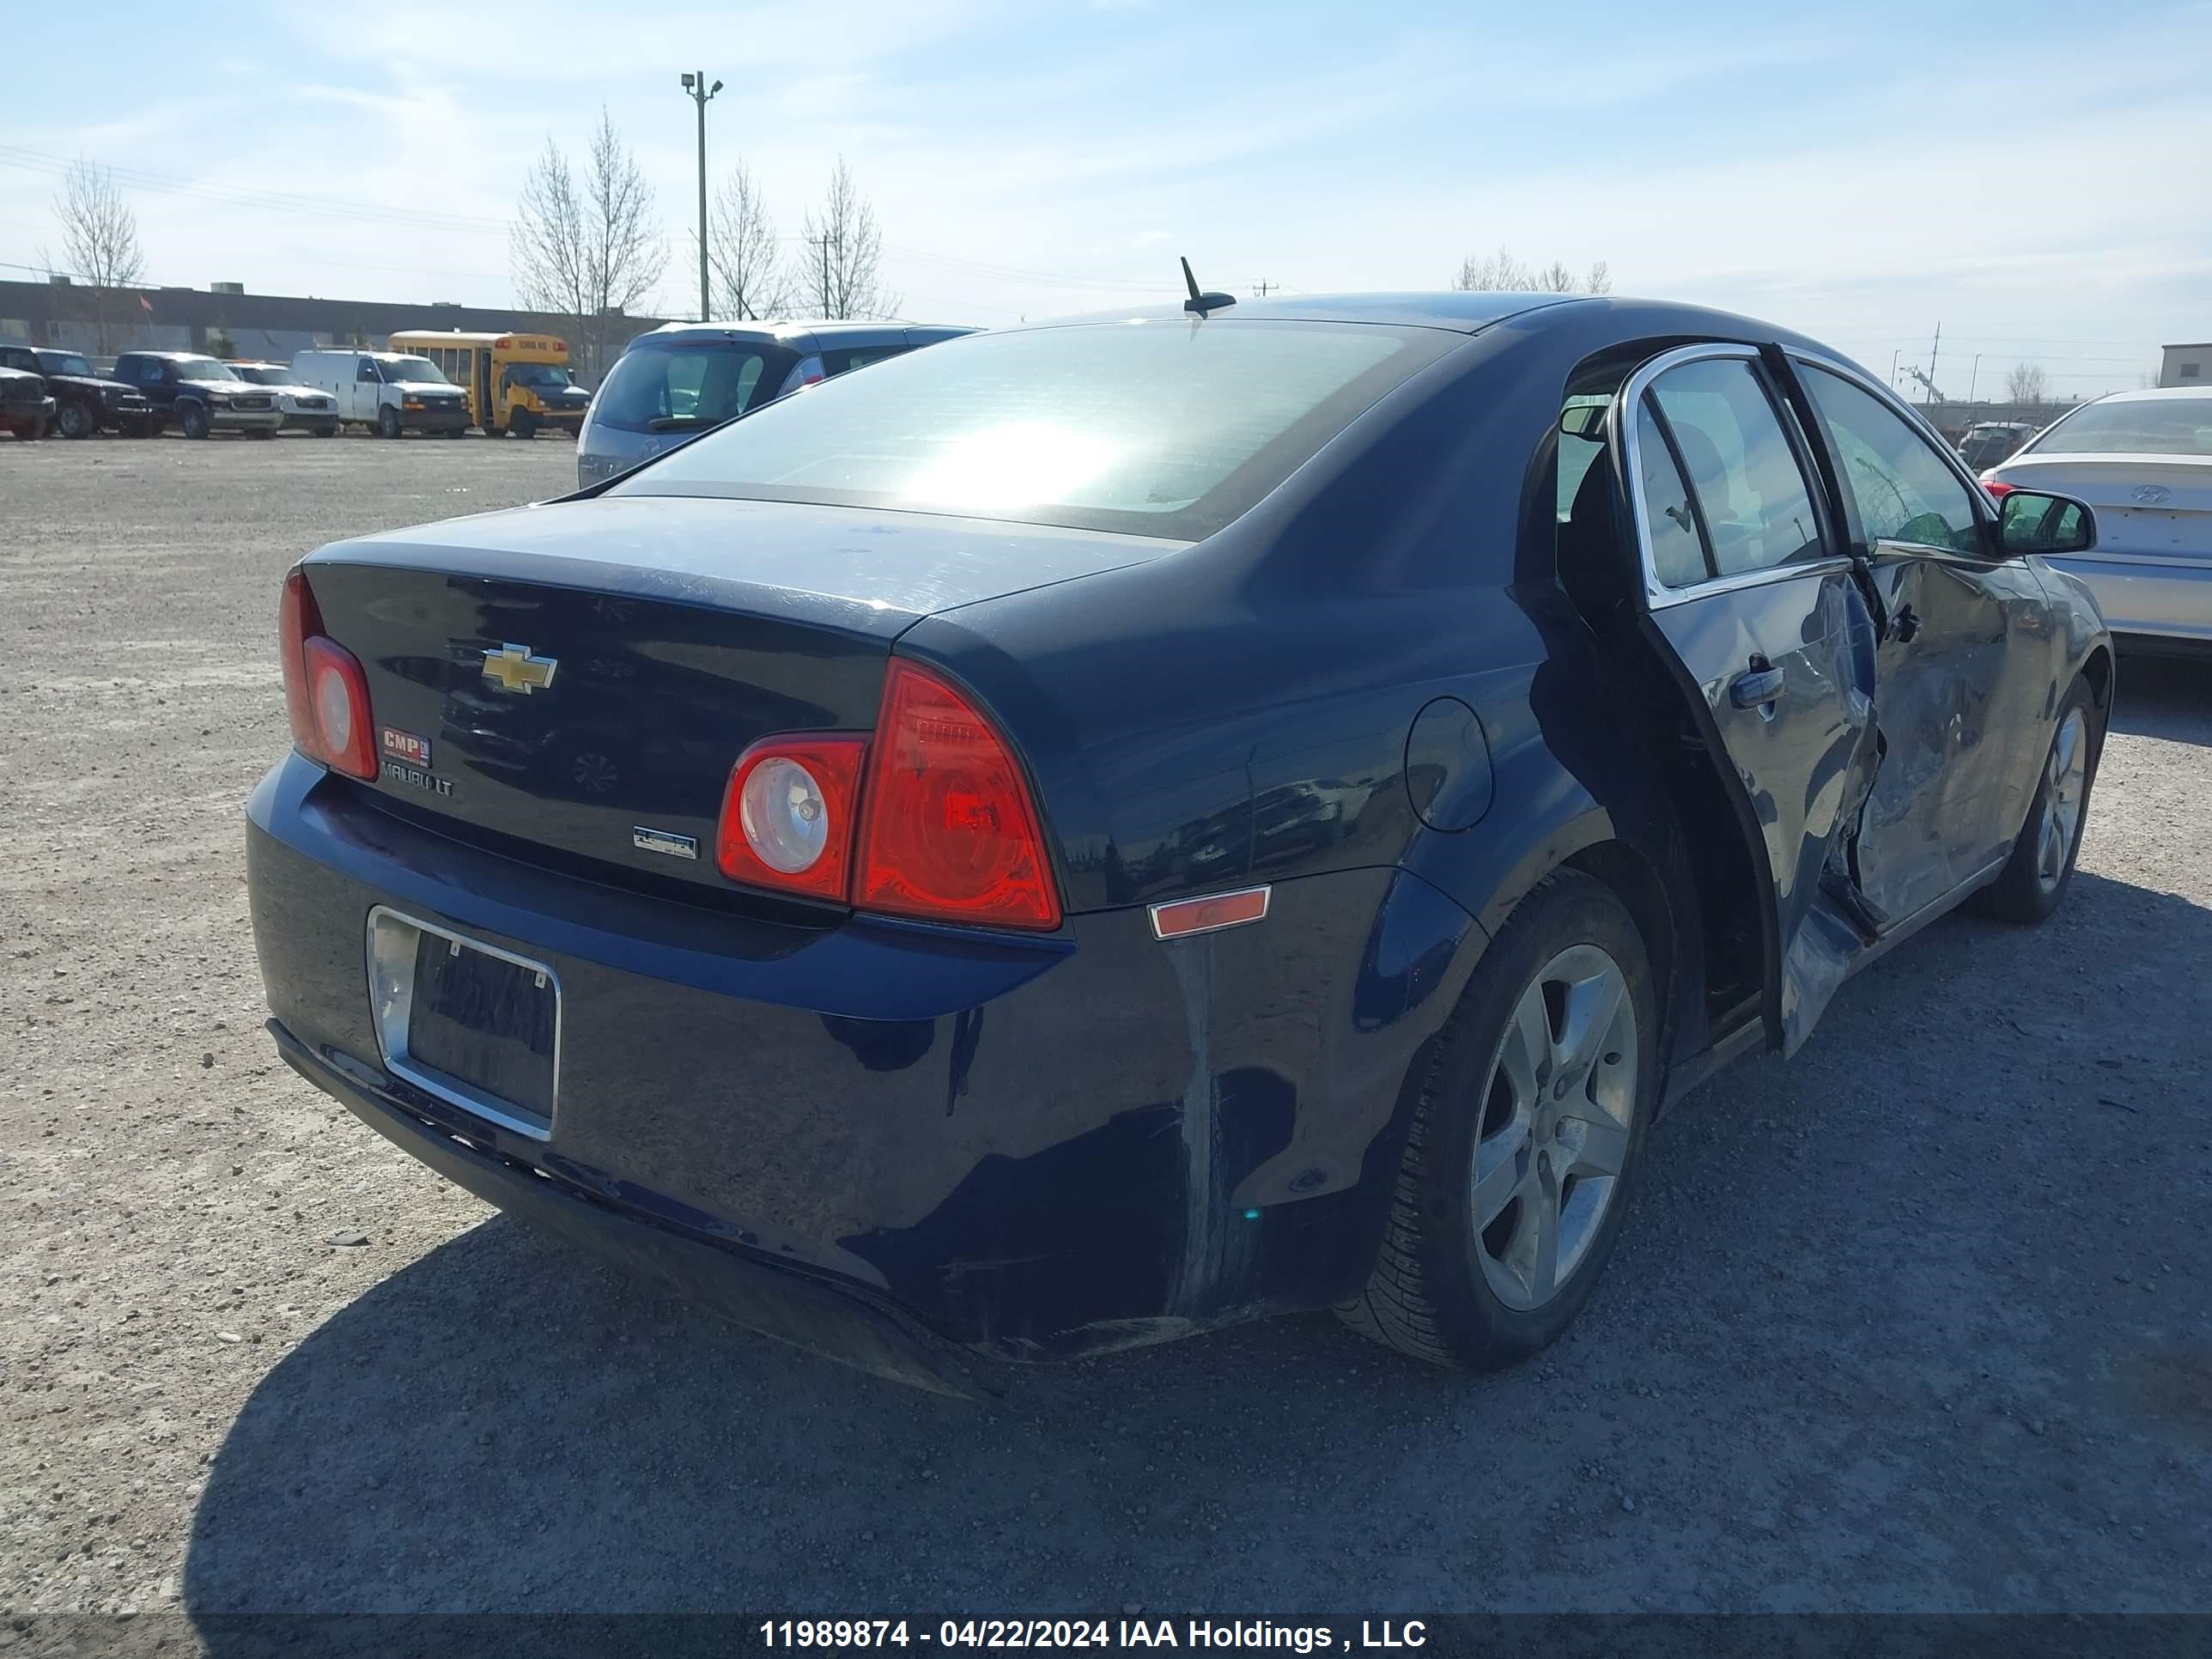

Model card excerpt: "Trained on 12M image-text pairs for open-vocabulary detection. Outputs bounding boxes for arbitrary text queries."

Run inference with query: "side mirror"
[1997,489,2096,556]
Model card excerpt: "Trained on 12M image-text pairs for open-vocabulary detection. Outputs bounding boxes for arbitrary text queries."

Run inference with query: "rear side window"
[820,344,909,377]
[614,319,1456,540]
[1800,366,1980,554]
[593,341,794,434]
[1634,404,1712,588]
[1647,359,1822,578]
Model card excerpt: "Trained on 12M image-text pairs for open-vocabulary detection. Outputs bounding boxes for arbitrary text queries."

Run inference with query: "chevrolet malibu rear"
[246,310,1488,1393]
[250,297,2104,1395]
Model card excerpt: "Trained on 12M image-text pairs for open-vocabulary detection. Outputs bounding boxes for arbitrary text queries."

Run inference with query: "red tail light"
[1982,477,2015,498]
[279,568,377,781]
[855,662,1061,930]
[712,661,1062,930]
[716,734,867,902]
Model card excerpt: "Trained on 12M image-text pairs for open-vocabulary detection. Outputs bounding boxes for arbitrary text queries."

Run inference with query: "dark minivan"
[575,321,974,488]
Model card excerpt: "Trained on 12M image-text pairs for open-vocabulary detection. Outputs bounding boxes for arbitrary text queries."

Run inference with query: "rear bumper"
[268,1018,988,1397]
[245,754,1471,1373]
[2050,553,2212,645]
[2,396,52,428]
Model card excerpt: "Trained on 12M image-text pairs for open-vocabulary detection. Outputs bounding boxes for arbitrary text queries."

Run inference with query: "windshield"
[175,357,238,381]
[611,320,1455,539]
[39,352,95,377]
[507,362,574,388]
[591,339,796,434]
[2031,398,2212,456]
[383,356,450,385]
[233,365,285,385]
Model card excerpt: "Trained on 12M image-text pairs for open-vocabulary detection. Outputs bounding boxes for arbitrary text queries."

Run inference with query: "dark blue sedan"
[246,293,2112,1395]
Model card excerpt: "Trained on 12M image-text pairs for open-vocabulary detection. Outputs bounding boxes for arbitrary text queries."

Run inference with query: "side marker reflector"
[1148,885,1271,940]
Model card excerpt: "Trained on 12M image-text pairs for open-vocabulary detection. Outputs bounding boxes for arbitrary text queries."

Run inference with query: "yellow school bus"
[385,331,592,439]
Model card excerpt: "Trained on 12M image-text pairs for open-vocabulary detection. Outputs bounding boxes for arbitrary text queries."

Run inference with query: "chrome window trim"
[364,907,561,1143]
[1785,348,2002,550]
[1610,343,1853,611]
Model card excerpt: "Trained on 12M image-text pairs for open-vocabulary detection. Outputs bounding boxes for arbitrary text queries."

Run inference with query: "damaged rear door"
[1613,344,1881,1054]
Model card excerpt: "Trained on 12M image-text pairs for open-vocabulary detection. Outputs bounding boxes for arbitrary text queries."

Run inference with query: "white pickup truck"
[289,349,471,439]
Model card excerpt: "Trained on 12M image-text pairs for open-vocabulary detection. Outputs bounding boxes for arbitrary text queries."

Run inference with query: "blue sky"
[4,0,2208,396]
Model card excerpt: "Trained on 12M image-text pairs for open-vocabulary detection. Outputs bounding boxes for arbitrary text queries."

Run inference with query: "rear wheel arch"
[1560,838,1681,1061]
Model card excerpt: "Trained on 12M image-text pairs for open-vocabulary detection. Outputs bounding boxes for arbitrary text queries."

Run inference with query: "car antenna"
[1182,257,1237,317]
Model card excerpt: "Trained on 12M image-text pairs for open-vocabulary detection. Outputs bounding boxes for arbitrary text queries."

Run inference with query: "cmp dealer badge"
[380,726,433,769]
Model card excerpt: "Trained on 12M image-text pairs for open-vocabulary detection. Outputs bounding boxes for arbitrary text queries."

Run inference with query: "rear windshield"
[611,319,1455,538]
[2031,398,2212,456]
[592,338,799,434]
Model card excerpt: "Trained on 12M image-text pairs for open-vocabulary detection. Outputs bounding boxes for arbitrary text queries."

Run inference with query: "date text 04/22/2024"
[757,1621,1431,1650]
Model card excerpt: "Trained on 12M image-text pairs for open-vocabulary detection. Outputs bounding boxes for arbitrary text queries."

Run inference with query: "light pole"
[1968,353,1982,404]
[680,70,722,322]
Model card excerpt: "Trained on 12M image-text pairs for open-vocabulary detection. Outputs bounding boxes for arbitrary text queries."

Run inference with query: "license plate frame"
[365,907,561,1141]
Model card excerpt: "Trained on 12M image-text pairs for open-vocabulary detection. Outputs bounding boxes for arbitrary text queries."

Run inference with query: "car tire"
[1338,868,1658,1371]
[510,410,538,441]
[56,401,94,440]
[377,406,403,441]
[1969,673,2102,925]
[179,402,211,441]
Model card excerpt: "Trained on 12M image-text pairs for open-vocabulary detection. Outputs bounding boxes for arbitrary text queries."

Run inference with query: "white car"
[228,362,341,437]
[289,349,471,439]
[1983,387,2212,654]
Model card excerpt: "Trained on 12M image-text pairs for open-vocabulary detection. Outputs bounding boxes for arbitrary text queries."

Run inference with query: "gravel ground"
[2,434,2209,1645]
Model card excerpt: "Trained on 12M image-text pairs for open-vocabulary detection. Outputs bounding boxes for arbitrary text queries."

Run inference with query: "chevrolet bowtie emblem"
[481,642,558,694]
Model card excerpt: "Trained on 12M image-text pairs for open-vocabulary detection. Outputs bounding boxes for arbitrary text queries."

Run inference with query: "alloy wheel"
[2035,708,2088,894]
[1469,944,1638,1311]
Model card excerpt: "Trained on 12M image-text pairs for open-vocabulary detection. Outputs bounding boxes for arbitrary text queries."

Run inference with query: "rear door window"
[1634,403,1714,588]
[1647,358,1824,578]
[592,341,795,434]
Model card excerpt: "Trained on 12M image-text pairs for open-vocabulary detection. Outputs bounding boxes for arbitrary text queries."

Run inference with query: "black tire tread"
[1336,868,1613,1366]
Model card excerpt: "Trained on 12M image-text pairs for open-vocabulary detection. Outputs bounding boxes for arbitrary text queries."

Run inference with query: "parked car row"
[1,320,980,453]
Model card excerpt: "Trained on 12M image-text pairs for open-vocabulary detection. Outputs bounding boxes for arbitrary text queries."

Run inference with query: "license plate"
[366,908,559,1139]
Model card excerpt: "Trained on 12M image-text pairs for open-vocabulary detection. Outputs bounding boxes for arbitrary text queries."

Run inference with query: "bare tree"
[1454,245,1612,295]
[796,157,897,320]
[709,160,790,322]
[2006,362,2051,404]
[52,160,148,355]
[510,110,665,383]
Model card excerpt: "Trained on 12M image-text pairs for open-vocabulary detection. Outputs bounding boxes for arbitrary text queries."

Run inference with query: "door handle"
[1729,665,1786,710]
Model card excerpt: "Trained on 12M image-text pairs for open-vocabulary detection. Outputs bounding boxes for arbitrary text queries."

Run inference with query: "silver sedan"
[1984,387,2211,653]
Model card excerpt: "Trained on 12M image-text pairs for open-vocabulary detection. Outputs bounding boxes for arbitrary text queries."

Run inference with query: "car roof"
[2077,386,2211,404]
[638,319,978,346]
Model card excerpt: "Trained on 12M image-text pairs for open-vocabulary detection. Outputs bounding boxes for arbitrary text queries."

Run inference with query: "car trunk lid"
[1996,454,2212,561]
[299,495,1177,898]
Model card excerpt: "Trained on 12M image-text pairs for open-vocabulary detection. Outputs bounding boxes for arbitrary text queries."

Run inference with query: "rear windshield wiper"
[646,416,701,432]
